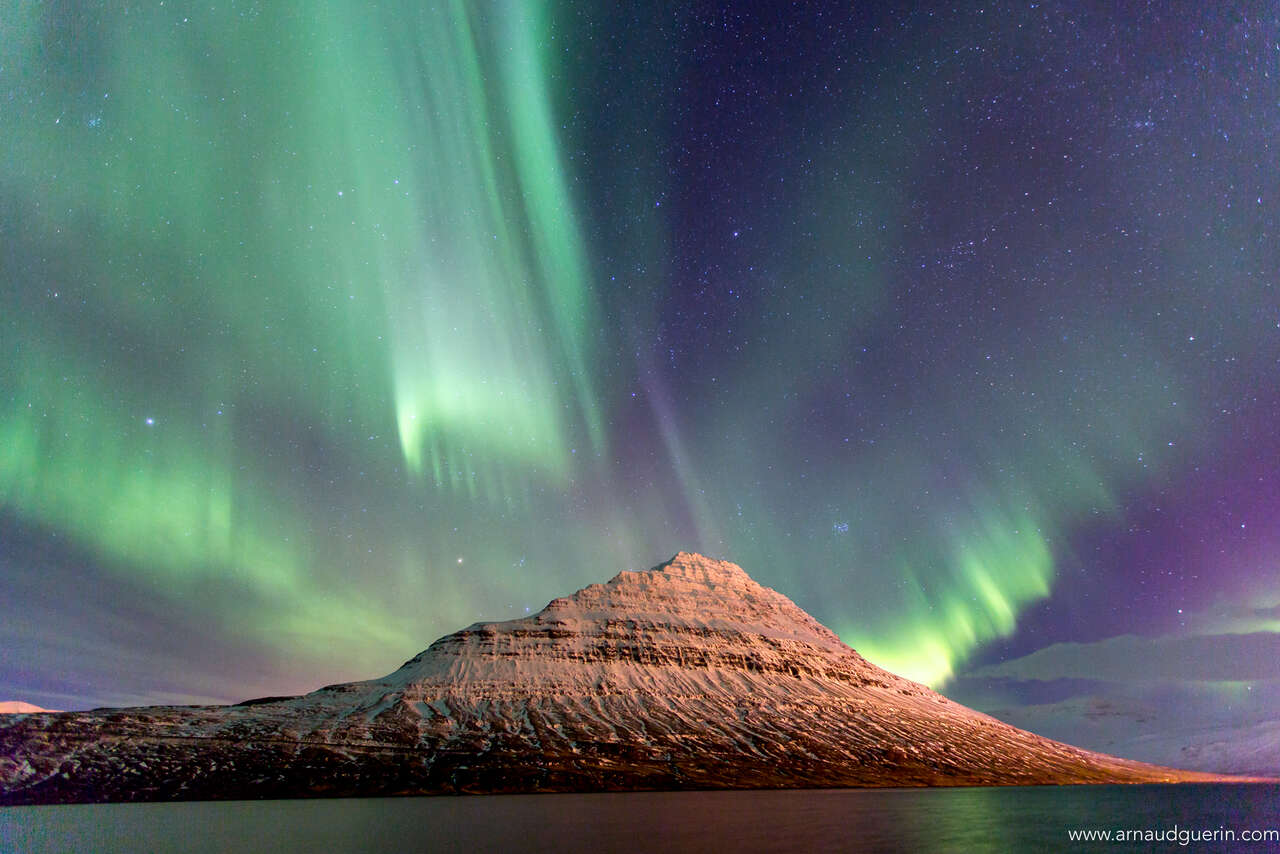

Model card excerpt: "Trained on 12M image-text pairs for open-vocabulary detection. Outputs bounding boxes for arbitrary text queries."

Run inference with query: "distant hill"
[0,702,57,714]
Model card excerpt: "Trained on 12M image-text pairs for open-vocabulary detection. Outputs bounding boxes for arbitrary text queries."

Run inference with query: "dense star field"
[2,1,1277,755]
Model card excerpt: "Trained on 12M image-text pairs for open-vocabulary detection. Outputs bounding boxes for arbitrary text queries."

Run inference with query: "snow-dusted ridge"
[0,702,56,715]
[0,552,1257,804]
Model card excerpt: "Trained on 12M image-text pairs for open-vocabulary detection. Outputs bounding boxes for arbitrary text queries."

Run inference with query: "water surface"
[3,784,1276,853]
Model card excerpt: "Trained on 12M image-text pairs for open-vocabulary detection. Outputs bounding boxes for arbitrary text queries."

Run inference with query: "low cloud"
[970,632,1280,683]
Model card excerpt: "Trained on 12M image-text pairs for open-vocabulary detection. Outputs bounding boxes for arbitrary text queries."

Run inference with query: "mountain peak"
[522,549,846,655]
[654,550,751,582]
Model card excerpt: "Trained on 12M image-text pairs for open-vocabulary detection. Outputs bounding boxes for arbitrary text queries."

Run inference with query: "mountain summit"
[0,552,1234,803]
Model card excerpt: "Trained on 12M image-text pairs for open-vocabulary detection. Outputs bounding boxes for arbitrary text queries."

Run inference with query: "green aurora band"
[3,1,604,679]
[1,1,1255,701]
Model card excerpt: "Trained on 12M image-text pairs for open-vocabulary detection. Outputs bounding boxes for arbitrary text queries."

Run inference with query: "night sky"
[2,1,1278,751]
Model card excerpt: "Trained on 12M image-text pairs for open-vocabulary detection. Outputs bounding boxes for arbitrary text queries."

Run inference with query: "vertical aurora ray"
[281,0,604,490]
[0,0,607,687]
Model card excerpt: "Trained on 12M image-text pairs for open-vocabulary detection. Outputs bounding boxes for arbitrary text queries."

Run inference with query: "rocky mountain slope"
[0,552,1241,804]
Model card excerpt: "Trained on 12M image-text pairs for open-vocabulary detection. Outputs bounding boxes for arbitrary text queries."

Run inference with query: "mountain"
[1131,719,1280,778]
[0,702,57,715]
[977,694,1280,778]
[0,552,1243,804]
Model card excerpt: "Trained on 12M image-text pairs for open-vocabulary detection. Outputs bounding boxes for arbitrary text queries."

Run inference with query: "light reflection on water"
[2,784,1276,853]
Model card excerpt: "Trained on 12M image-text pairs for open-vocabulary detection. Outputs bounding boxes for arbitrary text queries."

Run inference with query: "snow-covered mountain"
[1115,719,1280,777]
[0,552,1237,804]
[987,695,1280,777]
[0,702,56,715]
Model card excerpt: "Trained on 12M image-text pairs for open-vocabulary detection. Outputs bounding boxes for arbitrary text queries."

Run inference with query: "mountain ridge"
[0,552,1257,804]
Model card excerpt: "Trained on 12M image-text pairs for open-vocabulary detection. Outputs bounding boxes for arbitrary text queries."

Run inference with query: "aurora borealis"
[2,0,1278,753]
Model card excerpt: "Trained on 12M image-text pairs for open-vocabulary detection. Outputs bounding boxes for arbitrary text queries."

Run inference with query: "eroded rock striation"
[0,552,1235,803]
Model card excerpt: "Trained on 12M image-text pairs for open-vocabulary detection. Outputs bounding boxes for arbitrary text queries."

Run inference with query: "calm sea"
[2,784,1277,853]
